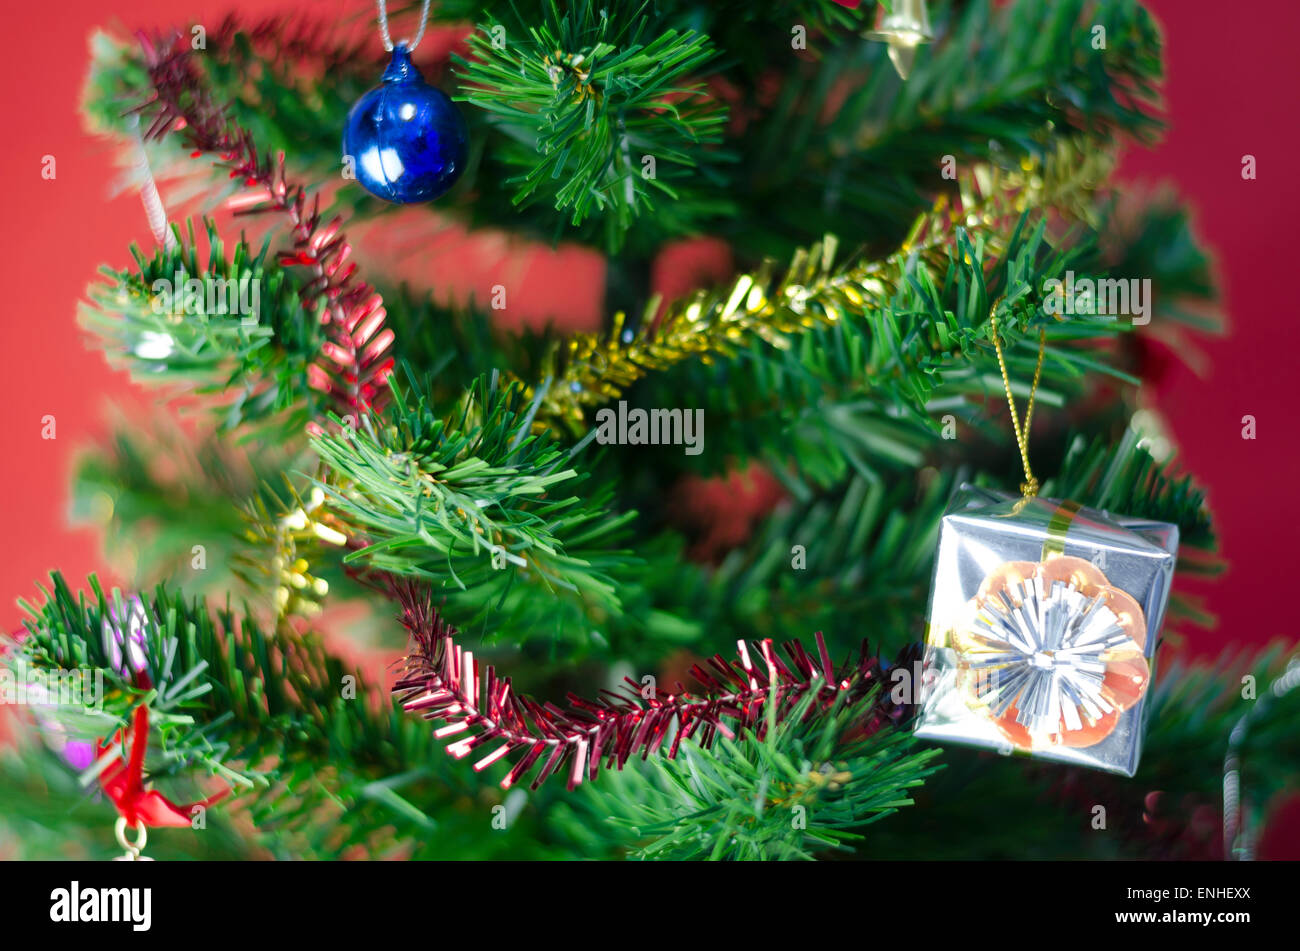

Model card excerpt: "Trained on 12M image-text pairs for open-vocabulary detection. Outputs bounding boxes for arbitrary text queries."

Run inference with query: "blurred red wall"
[0,0,1295,852]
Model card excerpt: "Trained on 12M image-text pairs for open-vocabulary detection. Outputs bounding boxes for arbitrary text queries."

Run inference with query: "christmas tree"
[2,0,1295,862]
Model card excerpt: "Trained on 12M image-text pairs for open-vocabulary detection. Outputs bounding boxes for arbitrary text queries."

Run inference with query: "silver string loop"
[377,0,432,53]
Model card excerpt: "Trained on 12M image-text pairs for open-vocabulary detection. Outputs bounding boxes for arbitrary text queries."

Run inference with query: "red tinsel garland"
[391,581,913,790]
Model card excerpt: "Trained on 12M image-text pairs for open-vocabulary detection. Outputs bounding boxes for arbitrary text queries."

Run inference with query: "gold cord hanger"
[988,296,1047,498]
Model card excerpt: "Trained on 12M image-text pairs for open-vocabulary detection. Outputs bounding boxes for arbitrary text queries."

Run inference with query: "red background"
[0,1,1295,850]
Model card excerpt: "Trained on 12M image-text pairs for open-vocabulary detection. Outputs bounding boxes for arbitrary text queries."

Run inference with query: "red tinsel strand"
[132,30,394,423]
[391,581,911,791]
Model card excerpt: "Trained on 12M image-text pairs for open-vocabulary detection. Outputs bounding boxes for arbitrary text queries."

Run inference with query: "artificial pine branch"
[568,686,941,860]
[133,30,396,423]
[70,412,306,597]
[0,734,258,861]
[1049,428,1215,558]
[730,0,1163,255]
[83,1,1164,259]
[456,0,729,250]
[379,288,547,403]
[80,218,322,438]
[860,645,1300,861]
[310,373,638,642]
[1,574,567,859]
[618,428,1215,669]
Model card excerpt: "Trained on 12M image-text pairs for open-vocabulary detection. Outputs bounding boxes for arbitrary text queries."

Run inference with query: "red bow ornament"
[96,705,229,828]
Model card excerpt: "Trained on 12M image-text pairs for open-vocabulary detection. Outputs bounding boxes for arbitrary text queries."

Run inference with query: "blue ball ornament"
[343,44,468,204]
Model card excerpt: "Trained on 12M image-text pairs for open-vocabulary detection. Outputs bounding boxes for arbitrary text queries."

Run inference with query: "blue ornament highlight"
[343,44,468,204]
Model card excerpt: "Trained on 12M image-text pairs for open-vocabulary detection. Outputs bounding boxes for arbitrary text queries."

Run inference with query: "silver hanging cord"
[1223,655,1300,860]
[377,0,432,53]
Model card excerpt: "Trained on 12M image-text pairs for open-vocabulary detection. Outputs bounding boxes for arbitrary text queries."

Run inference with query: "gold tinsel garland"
[527,137,1113,434]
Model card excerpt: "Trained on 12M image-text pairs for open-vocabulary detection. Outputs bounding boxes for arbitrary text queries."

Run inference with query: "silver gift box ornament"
[914,484,1178,776]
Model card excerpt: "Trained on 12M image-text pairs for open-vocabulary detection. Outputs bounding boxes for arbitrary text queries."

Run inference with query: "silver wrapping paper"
[914,483,1178,776]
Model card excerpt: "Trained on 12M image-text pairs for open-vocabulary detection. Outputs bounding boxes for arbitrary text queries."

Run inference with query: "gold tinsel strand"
[233,484,347,624]
[527,138,1113,434]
